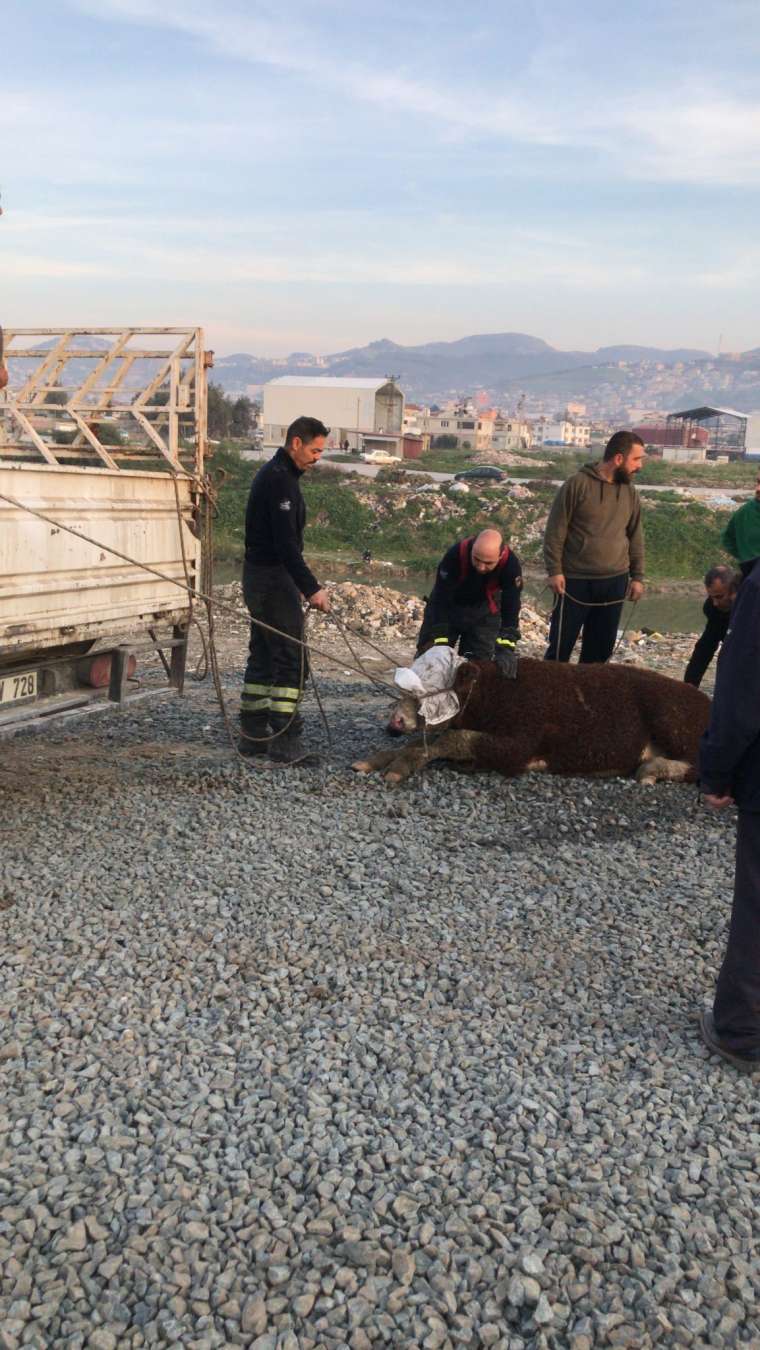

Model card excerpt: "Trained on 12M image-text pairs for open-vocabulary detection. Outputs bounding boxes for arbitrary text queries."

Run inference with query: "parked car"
[453,466,505,483]
[362,449,401,464]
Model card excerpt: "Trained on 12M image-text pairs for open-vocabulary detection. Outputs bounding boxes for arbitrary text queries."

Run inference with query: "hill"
[209,331,760,415]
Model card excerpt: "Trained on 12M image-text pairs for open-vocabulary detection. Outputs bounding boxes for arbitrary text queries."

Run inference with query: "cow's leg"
[352,734,425,775]
[383,729,486,784]
[636,751,694,786]
[384,730,540,785]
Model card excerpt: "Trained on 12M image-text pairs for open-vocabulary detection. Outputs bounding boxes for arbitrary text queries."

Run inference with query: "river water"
[215,559,706,634]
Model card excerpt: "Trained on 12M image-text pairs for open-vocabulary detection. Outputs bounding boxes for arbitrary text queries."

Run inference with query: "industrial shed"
[665,405,760,459]
[261,376,404,451]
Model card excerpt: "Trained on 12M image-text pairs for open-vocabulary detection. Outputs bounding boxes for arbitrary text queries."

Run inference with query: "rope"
[548,586,639,661]
[0,484,401,765]
[0,487,400,680]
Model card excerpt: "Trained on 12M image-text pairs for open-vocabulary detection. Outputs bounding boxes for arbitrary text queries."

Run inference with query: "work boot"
[238,713,270,757]
[268,729,319,766]
[699,1008,760,1073]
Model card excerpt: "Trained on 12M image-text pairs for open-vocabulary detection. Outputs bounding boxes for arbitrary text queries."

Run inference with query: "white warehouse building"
[262,376,404,451]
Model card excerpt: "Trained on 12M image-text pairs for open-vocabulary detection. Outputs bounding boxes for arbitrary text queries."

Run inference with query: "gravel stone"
[0,606,756,1348]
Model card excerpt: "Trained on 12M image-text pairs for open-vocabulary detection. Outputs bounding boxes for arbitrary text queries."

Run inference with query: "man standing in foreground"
[683,565,740,688]
[543,431,645,663]
[416,529,523,676]
[699,558,760,1071]
[721,471,760,577]
[240,416,330,765]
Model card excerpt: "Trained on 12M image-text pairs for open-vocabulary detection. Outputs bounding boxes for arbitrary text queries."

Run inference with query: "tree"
[432,434,458,449]
[231,396,256,438]
[207,382,233,439]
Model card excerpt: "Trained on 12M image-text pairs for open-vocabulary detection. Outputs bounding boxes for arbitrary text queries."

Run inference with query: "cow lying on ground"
[352,657,711,785]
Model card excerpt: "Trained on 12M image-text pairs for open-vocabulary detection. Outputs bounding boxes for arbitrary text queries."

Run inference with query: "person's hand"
[548,574,566,596]
[628,580,644,602]
[703,793,734,809]
[308,588,330,613]
[494,629,519,679]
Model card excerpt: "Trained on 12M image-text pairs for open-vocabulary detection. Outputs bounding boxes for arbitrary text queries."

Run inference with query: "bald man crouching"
[415,530,523,676]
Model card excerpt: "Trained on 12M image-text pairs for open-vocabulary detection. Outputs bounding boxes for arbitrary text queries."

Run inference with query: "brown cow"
[352,657,711,786]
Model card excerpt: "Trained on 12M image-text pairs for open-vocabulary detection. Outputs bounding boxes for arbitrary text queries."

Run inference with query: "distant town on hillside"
[211,331,760,420]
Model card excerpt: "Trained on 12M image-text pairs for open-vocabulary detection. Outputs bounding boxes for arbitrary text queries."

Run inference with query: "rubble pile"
[324,581,424,640]
[213,580,703,684]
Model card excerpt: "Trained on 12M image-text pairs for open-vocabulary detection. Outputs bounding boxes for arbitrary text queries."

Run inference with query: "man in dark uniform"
[240,416,329,764]
[684,564,740,688]
[416,528,523,677]
[699,557,760,1072]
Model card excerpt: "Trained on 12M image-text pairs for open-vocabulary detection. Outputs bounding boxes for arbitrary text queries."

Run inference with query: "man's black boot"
[268,728,319,766]
[238,713,270,757]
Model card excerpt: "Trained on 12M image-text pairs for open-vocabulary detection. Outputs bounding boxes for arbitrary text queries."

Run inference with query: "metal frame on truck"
[0,327,212,731]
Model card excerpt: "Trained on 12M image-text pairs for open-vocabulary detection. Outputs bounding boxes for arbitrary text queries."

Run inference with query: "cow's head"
[385,663,480,737]
[386,692,421,736]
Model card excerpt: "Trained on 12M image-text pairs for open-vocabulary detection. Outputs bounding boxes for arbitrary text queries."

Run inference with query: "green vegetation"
[210,442,736,583]
[211,442,256,560]
[641,501,732,580]
[636,458,758,488]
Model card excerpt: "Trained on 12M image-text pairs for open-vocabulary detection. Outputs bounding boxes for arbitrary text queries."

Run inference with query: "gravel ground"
[1,637,757,1349]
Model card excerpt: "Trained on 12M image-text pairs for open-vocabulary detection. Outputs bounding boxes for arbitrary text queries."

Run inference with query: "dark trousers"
[241,563,307,732]
[545,574,628,664]
[416,601,500,659]
[714,810,760,1053]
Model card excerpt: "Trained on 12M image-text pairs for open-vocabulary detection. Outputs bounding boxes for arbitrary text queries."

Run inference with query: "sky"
[2,0,760,356]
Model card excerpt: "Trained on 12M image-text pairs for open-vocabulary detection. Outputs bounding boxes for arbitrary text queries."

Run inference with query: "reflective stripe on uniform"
[241,695,271,711]
[270,685,301,700]
[243,682,273,696]
[270,698,300,714]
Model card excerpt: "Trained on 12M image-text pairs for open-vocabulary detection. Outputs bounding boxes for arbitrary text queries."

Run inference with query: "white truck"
[0,327,211,731]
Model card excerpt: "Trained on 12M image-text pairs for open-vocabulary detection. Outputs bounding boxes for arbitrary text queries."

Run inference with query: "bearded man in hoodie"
[543,430,645,663]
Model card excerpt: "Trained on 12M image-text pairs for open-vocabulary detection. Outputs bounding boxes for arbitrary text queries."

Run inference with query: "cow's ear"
[456,662,480,696]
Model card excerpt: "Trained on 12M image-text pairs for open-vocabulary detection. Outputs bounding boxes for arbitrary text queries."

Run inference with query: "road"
[240,450,750,500]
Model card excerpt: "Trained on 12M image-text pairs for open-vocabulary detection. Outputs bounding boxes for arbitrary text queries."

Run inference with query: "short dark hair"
[704,564,732,588]
[285,416,329,447]
[704,564,741,594]
[603,430,644,461]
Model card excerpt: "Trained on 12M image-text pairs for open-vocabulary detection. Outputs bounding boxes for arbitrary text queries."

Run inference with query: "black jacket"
[700,559,760,810]
[244,448,319,598]
[684,599,731,688]
[427,539,522,631]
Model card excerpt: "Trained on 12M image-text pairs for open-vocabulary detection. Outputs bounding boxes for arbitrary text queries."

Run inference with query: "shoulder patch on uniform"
[515,575,523,588]
[439,568,448,579]
[278,498,292,511]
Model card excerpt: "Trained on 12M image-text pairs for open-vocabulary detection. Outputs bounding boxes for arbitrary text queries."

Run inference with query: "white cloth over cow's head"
[393,646,467,726]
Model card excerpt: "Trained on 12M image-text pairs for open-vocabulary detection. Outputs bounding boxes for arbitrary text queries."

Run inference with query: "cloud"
[0,253,109,279]
[64,0,760,185]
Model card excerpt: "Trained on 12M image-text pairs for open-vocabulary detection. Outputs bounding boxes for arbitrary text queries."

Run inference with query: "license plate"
[0,669,39,706]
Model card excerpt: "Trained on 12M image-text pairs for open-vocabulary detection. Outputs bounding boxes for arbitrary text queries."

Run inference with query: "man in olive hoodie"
[543,431,645,663]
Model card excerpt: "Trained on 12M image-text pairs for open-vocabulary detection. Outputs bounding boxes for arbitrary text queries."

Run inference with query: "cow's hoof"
[351,760,372,773]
